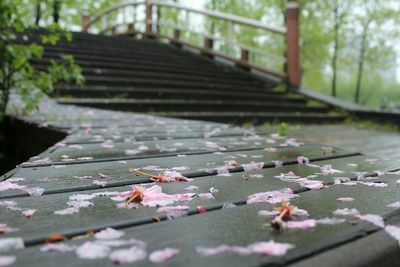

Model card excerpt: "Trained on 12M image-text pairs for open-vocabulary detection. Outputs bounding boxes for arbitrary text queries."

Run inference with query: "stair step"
[151,112,346,124]
[73,76,270,92]
[35,66,264,87]
[56,98,328,113]
[55,86,303,103]
[33,61,268,85]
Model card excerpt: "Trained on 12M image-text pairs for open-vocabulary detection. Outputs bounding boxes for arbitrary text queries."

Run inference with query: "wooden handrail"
[83,1,145,31]
[147,0,285,35]
[81,1,300,86]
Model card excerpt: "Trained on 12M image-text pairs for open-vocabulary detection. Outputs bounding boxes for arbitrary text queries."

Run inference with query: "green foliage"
[278,122,288,137]
[0,0,84,118]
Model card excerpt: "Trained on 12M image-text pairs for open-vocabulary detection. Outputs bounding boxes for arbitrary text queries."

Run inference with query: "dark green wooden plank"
[287,219,400,267]
[8,171,400,267]
[23,135,305,167]
[0,155,396,243]
[1,145,355,198]
[64,126,263,144]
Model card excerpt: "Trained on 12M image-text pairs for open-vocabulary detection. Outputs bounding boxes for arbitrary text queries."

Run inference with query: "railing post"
[128,23,134,33]
[145,0,153,37]
[236,48,250,70]
[202,36,214,58]
[171,28,181,47]
[81,8,90,32]
[240,48,249,63]
[285,1,301,88]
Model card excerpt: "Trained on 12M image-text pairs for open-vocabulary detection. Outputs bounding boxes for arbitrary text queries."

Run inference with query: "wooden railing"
[82,0,300,88]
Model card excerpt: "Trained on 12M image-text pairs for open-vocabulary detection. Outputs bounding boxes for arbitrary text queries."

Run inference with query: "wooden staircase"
[29,31,345,124]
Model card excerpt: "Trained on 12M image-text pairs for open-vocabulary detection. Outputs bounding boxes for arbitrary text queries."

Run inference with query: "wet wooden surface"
[2,97,400,266]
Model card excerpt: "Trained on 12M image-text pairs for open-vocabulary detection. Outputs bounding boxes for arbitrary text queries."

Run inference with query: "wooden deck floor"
[2,97,400,266]
[266,124,400,162]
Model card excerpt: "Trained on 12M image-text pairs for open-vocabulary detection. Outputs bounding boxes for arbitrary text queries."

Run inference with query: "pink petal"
[6,177,25,182]
[22,187,44,196]
[0,238,24,253]
[173,166,189,171]
[286,219,317,229]
[387,202,400,208]
[76,242,110,259]
[21,209,36,218]
[354,214,384,228]
[92,180,107,187]
[97,172,108,179]
[337,197,354,202]
[198,193,215,200]
[54,206,80,215]
[0,223,18,234]
[157,206,189,213]
[359,182,388,188]
[109,246,147,264]
[142,194,175,207]
[297,156,310,164]
[216,167,232,177]
[247,240,294,256]
[257,210,279,218]
[275,171,299,179]
[320,165,343,175]
[316,217,346,225]
[142,166,163,171]
[172,193,195,202]
[247,188,297,204]
[333,208,360,216]
[292,208,310,216]
[196,245,230,256]
[385,225,400,244]
[116,202,139,209]
[149,248,180,263]
[0,201,18,209]
[300,180,324,190]
[40,243,77,252]
[272,160,283,167]
[197,241,294,257]
[0,255,16,266]
[94,227,125,240]
[228,246,252,256]
[160,170,191,182]
[67,200,93,208]
[242,162,264,172]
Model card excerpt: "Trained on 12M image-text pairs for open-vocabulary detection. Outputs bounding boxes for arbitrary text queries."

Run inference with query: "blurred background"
[16,0,400,110]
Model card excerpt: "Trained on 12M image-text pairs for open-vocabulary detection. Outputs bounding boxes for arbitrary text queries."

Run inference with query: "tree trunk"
[53,0,61,24]
[210,0,217,35]
[35,0,41,26]
[354,22,369,104]
[331,5,339,97]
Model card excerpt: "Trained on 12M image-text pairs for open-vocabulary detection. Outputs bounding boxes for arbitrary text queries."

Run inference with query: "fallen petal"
[149,248,180,263]
[94,228,125,240]
[286,219,317,229]
[385,225,400,245]
[0,255,16,266]
[40,243,77,252]
[247,240,294,256]
[333,208,360,216]
[354,214,384,228]
[76,241,110,259]
[0,238,24,253]
[109,246,147,264]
